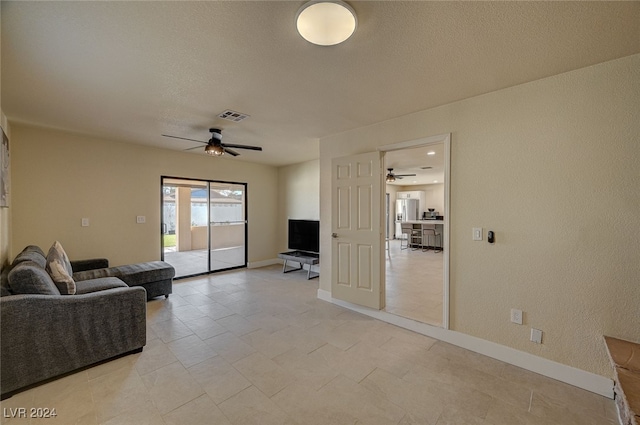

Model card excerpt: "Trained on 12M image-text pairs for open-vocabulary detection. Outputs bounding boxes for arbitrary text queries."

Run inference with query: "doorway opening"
[161,177,247,279]
[379,135,450,329]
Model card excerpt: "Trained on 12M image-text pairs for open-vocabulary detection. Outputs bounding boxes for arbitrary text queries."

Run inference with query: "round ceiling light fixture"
[296,1,357,46]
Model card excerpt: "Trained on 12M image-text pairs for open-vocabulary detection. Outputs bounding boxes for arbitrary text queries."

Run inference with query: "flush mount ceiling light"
[296,1,357,46]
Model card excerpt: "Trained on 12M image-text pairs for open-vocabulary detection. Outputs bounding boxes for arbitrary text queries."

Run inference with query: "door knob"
[331,233,338,239]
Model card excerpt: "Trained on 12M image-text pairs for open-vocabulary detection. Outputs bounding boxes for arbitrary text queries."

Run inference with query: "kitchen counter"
[395,220,444,251]
[395,220,444,224]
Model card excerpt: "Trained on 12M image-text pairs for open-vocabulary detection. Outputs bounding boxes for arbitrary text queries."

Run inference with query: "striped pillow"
[45,241,76,295]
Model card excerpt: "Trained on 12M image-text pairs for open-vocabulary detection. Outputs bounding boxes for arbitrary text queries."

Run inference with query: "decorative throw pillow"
[45,241,76,295]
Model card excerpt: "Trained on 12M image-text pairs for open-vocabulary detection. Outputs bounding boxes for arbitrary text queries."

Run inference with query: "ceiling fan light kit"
[205,143,225,156]
[386,168,416,183]
[296,0,357,46]
[205,128,225,156]
[162,128,262,158]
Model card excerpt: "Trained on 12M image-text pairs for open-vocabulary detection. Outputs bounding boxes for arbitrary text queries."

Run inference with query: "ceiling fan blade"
[183,145,203,151]
[222,143,262,151]
[224,148,240,156]
[396,174,417,177]
[162,134,208,145]
[396,176,404,179]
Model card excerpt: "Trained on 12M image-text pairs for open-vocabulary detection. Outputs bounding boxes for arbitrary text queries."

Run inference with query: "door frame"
[378,133,451,329]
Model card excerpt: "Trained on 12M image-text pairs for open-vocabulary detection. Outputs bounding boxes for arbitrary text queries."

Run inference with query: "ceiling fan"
[162,128,262,157]
[386,168,416,182]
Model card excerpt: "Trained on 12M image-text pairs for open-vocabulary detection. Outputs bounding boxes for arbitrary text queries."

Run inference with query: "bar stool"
[400,223,422,250]
[412,224,424,250]
[422,224,442,253]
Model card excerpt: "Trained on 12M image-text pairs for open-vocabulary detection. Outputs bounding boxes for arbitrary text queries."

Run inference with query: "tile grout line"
[359,367,379,384]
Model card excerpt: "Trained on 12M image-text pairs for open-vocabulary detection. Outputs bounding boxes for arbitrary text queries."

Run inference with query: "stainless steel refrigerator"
[395,198,419,238]
[396,198,419,221]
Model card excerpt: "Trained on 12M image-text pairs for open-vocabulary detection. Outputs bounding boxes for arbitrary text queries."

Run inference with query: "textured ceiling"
[385,144,444,186]
[2,1,639,166]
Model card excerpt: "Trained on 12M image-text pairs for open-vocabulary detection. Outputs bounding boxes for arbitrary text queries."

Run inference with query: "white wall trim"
[377,133,450,153]
[317,289,614,399]
[247,258,280,269]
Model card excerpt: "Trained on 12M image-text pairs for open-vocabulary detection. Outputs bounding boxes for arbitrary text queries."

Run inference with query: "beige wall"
[319,54,640,377]
[277,159,319,252]
[10,124,279,267]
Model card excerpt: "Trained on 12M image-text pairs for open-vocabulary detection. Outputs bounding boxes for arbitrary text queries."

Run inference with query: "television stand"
[277,251,319,280]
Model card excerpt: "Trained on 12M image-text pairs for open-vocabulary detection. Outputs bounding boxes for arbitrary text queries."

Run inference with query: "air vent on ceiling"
[218,110,250,122]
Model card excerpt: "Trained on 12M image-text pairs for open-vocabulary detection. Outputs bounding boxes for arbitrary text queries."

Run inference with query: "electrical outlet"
[510,308,523,325]
[81,218,90,227]
[473,227,483,241]
[530,328,543,344]
[136,216,146,224]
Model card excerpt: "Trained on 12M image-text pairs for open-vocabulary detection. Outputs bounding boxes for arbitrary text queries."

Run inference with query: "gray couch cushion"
[8,262,61,295]
[70,258,109,273]
[72,267,111,282]
[75,277,127,294]
[45,241,76,295]
[11,245,47,269]
[1,266,11,297]
[110,262,175,287]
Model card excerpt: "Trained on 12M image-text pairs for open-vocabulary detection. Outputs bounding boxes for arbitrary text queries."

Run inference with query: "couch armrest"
[0,287,146,397]
[70,258,109,272]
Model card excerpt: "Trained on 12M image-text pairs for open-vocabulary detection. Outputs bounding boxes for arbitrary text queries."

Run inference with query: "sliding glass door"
[161,177,247,279]
[209,182,246,271]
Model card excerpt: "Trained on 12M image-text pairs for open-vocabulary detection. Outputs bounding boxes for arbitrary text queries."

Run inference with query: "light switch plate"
[530,328,543,344]
[81,218,90,227]
[473,227,483,241]
[510,308,523,325]
[136,216,146,224]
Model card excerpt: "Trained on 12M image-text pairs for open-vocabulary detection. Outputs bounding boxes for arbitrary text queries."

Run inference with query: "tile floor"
[0,265,618,425]
[385,239,443,326]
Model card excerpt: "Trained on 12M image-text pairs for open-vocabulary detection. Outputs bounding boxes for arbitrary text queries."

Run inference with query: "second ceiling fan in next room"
[162,128,262,157]
[386,168,416,183]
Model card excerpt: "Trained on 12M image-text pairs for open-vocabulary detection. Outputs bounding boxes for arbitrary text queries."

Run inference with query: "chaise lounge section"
[72,259,175,300]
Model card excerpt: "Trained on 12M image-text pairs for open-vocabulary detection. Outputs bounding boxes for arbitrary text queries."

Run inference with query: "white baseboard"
[247,258,280,269]
[317,289,614,399]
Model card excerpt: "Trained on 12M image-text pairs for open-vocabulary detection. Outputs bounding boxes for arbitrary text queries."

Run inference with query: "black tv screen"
[288,219,320,253]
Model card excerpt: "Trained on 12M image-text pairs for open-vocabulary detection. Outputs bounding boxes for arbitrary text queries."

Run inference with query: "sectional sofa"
[0,245,175,398]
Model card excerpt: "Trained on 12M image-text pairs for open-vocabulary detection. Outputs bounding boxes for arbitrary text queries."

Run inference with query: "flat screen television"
[288,219,320,254]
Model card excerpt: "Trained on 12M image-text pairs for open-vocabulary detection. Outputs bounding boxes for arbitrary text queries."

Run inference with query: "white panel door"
[331,151,385,309]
